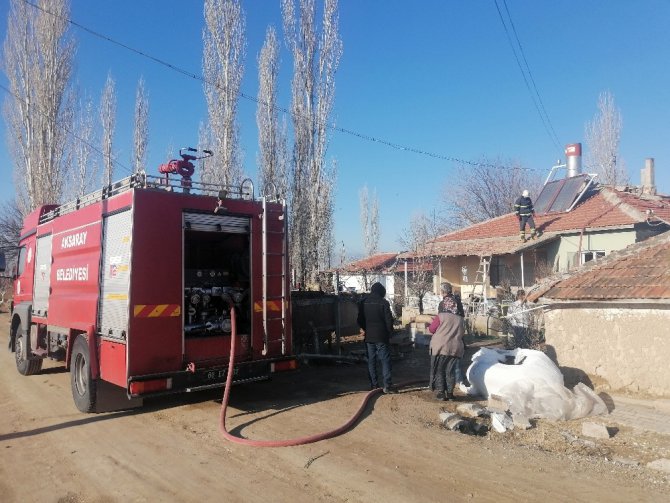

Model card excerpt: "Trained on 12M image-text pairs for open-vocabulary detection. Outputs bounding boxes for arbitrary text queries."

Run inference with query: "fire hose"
[219,307,424,447]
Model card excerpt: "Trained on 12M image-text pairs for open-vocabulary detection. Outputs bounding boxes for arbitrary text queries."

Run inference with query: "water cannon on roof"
[158,147,213,192]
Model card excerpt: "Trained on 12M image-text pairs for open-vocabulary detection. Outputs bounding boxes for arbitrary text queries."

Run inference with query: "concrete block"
[445,416,469,432]
[647,458,670,474]
[581,421,611,439]
[438,412,468,431]
[438,412,459,425]
[491,412,514,433]
[456,403,486,418]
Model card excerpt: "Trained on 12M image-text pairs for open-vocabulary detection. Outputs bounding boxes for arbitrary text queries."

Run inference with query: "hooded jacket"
[357,282,394,344]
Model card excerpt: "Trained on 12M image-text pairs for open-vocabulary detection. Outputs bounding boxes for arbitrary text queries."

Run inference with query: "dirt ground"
[1,309,669,503]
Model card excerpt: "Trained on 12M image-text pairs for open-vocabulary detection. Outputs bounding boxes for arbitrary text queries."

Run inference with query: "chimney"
[641,158,657,195]
[565,143,582,177]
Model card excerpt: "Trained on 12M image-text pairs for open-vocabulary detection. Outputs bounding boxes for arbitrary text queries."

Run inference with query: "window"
[581,250,605,265]
[17,246,27,276]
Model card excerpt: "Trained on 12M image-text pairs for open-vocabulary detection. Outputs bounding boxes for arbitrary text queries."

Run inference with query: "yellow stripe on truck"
[253,301,281,313]
[134,304,181,318]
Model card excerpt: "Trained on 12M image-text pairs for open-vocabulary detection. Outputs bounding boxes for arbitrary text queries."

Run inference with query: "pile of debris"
[438,394,532,435]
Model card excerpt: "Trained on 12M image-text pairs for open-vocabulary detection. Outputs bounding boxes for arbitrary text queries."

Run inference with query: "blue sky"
[1,0,669,259]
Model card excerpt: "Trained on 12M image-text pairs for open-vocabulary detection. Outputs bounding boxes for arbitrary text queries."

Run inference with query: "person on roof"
[514,189,541,242]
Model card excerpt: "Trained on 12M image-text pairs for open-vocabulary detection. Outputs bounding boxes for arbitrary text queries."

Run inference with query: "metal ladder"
[473,256,491,306]
[261,197,288,355]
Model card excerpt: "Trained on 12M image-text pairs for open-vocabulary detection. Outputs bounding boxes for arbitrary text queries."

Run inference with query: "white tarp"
[466,348,607,421]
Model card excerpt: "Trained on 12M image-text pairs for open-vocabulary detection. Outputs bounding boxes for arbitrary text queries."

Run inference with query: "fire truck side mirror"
[218,189,227,201]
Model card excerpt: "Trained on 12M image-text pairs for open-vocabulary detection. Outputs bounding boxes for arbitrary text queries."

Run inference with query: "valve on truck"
[184,284,248,337]
[158,147,213,192]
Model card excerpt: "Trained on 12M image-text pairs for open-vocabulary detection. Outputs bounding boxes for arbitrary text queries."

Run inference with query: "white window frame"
[581,249,606,265]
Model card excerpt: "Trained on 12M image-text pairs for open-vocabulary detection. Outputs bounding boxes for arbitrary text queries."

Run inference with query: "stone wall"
[544,306,670,397]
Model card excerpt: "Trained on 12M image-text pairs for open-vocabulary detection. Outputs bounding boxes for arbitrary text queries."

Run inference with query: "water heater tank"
[565,143,582,177]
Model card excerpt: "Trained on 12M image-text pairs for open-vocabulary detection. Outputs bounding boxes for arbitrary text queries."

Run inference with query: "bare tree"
[440,157,543,230]
[72,90,97,198]
[282,0,342,288]
[132,76,149,173]
[2,0,76,213]
[359,185,380,257]
[256,26,288,200]
[398,212,437,314]
[100,72,116,186]
[585,90,627,186]
[0,198,23,252]
[202,0,245,187]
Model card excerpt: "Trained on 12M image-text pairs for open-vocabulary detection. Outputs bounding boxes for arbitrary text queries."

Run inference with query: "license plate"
[205,368,238,380]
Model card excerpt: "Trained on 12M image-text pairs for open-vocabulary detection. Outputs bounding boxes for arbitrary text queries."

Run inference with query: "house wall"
[552,229,637,272]
[544,306,670,397]
[336,273,395,300]
[437,256,489,297]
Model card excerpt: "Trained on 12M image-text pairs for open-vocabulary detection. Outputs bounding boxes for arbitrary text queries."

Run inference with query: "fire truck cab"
[6,159,294,412]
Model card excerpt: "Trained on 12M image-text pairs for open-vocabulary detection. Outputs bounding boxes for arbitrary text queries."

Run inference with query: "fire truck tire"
[70,335,97,413]
[14,325,42,376]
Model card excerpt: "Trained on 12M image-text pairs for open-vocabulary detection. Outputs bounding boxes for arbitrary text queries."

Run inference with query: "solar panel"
[534,174,590,214]
[534,179,564,214]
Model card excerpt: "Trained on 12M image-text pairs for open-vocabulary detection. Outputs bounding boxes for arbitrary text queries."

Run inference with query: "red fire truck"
[1,148,295,412]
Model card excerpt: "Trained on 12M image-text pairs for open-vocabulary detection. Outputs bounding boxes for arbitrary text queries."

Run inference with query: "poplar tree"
[359,185,380,257]
[202,0,245,187]
[100,72,116,186]
[132,77,150,173]
[256,26,288,200]
[282,0,342,287]
[2,0,75,212]
[585,90,627,186]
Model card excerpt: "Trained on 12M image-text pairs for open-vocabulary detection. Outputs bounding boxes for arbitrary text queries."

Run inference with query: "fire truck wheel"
[14,325,43,376]
[70,336,97,413]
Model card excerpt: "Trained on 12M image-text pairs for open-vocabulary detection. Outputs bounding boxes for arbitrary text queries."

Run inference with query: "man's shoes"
[520,236,527,243]
[446,392,455,401]
[370,384,379,391]
[383,386,398,394]
[435,391,447,401]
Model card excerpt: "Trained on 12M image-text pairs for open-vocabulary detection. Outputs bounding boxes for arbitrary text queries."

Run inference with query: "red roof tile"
[421,187,670,258]
[542,231,670,301]
[339,252,398,273]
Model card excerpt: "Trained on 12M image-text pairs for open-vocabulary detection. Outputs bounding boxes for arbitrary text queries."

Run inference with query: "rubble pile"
[438,395,534,435]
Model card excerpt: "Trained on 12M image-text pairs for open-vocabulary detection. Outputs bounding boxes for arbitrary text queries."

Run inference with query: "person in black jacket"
[514,189,541,242]
[357,282,396,393]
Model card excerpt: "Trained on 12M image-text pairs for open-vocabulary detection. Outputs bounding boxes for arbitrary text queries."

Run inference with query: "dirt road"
[0,310,668,502]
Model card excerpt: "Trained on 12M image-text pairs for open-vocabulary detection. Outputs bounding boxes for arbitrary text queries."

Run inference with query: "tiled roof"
[417,187,670,258]
[541,231,670,301]
[339,252,398,273]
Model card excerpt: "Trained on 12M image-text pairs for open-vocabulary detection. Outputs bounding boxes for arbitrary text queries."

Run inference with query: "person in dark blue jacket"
[357,282,397,393]
[514,189,541,242]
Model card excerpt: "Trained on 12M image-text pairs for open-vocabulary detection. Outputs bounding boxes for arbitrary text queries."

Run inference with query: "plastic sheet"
[466,348,607,421]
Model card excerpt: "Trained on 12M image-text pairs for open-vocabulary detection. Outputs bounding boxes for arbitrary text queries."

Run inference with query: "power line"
[494,0,562,153]
[19,0,545,173]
